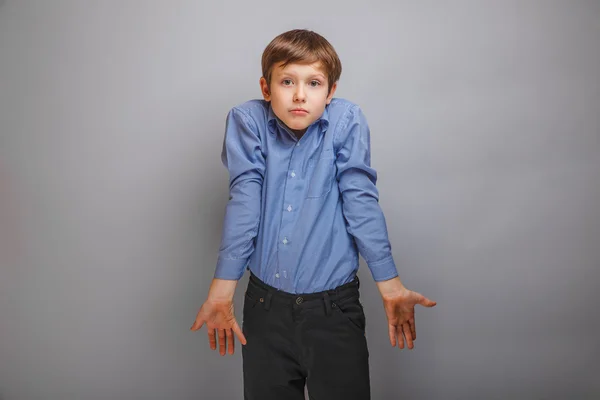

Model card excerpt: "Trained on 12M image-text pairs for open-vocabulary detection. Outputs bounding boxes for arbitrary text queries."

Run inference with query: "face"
[260,61,337,135]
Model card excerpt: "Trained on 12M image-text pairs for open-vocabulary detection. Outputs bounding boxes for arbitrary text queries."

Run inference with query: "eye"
[282,79,293,86]
[309,80,321,87]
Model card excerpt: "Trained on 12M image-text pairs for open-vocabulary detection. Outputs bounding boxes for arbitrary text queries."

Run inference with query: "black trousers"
[241,272,371,400]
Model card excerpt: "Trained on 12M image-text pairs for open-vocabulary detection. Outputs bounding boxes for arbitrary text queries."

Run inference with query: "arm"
[191,107,265,355]
[336,105,436,350]
[335,105,398,282]
[214,107,265,280]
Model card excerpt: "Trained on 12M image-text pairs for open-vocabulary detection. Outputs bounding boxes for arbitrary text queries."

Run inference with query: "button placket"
[280,145,298,251]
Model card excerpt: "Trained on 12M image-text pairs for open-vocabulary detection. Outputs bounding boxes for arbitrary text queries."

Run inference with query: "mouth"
[290,108,309,115]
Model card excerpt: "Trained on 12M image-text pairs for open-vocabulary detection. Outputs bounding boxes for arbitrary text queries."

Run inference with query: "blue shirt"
[214,98,398,294]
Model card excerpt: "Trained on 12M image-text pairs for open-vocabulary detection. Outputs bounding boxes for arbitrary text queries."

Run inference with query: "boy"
[191,29,437,399]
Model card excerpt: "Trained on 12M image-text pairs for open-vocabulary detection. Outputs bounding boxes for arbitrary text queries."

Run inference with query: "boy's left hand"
[375,277,437,350]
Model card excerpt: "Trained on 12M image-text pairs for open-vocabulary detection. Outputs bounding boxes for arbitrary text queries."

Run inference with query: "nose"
[294,86,306,102]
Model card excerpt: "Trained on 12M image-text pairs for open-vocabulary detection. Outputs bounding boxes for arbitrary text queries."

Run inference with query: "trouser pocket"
[332,295,366,335]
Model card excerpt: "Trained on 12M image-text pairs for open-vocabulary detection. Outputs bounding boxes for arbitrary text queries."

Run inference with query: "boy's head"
[259,29,342,135]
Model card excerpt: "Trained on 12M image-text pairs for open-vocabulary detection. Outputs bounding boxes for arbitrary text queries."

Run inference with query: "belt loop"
[356,275,360,289]
[323,292,332,316]
[264,291,273,311]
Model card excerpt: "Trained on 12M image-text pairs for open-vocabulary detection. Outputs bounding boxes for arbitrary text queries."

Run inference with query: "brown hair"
[261,29,342,94]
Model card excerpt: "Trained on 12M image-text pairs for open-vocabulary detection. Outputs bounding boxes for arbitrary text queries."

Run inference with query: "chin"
[284,121,309,131]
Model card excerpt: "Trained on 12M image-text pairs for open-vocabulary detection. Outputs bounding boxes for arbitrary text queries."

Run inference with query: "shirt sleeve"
[335,105,399,282]
[214,107,265,280]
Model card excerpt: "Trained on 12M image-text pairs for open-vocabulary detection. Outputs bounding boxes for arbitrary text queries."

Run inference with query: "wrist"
[375,276,406,298]
[207,278,238,302]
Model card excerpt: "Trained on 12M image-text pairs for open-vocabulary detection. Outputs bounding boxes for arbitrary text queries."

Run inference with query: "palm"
[191,299,246,355]
[201,301,236,327]
[382,288,436,350]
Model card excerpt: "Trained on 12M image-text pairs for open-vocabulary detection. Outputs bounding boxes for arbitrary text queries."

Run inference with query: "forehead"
[273,61,326,78]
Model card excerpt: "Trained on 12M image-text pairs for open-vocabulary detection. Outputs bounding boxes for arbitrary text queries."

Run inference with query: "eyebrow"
[278,71,326,80]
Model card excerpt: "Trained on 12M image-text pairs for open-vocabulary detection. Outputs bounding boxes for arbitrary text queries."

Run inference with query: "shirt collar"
[267,102,330,135]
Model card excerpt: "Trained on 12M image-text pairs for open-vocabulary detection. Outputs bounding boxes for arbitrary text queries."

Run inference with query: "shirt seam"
[234,106,267,165]
[333,104,359,149]
[368,255,394,266]
[375,271,399,281]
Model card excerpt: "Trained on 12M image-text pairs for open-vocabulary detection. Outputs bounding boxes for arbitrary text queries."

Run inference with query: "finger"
[419,296,437,307]
[226,328,234,355]
[396,324,405,349]
[403,322,414,349]
[388,324,396,347]
[208,328,216,350]
[231,319,247,346]
[409,318,416,340]
[190,316,205,331]
[218,328,226,356]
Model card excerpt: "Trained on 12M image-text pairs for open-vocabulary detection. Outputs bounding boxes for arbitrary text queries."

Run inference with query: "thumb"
[419,297,437,308]
[231,319,247,345]
[190,318,205,331]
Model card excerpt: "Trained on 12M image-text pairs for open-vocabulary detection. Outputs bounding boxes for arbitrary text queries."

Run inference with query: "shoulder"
[327,97,359,121]
[228,99,269,131]
[328,98,368,143]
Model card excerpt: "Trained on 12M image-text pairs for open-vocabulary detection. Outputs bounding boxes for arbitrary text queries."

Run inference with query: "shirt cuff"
[214,257,247,280]
[367,256,399,282]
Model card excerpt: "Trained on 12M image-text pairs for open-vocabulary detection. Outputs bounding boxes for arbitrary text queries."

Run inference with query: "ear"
[326,82,338,104]
[259,77,271,102]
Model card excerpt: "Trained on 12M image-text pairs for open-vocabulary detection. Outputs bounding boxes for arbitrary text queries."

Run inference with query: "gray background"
[0,0,599,399]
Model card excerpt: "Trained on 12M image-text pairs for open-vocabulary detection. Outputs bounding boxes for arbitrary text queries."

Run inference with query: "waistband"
[247,271,360,311]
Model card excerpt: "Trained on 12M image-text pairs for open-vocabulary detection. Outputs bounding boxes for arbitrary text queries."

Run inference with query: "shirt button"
[275,273,280,278]
[296,142,300,146]
[290,172,296,178]
[287,205,292,212]
[282,237,288,244]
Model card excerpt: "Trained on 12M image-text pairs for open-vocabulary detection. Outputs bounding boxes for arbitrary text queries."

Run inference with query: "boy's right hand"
[190,278,247,355]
